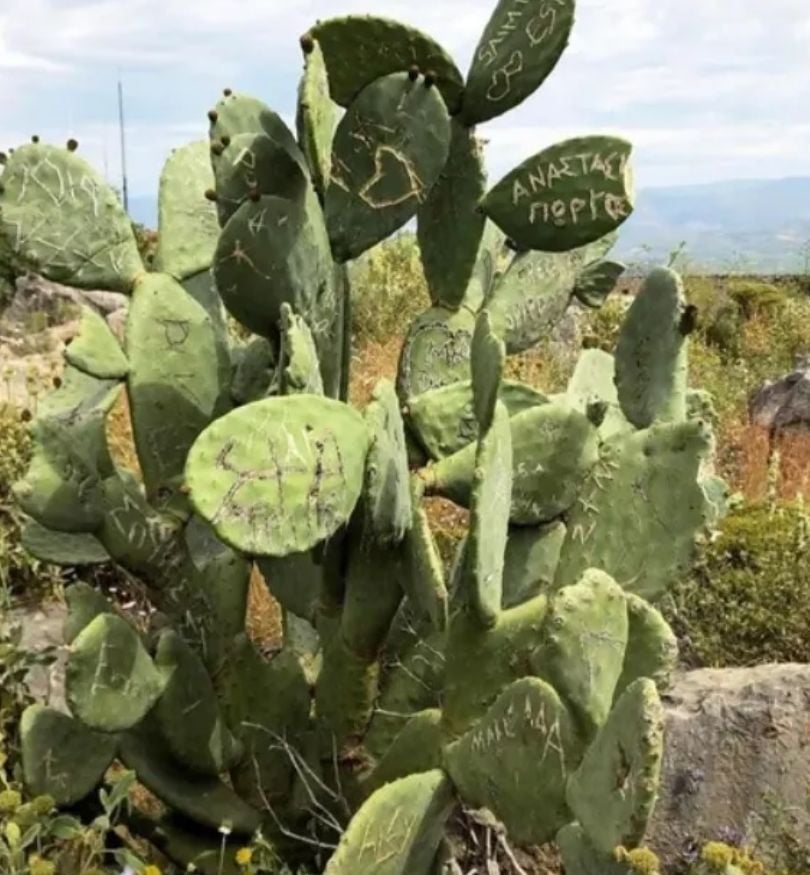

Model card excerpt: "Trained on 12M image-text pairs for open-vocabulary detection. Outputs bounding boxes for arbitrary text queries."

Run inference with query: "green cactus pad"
[486,249,578,354]
[557,824,634,875]
[213,191,334,340]
[296,39,338,197]
[186,395,368,556]
[363,708,443,795]
[182,269,229,347]
[279,303,324,395]
[462,0,575,125]
[471,310,506,432]
[402,480,449,633]
[20,705,118,806]
[533,569,628,734]
[230,336,278,404]
[127,273,231,508]
[463,220,508,311]
[573,259,626,308]
[467,402,512,626]
[482,136,634,253]
[364,380,412,545]
[364,630,446,761]
[324,769,455,875]
[396,306,476,401]
[566,678,664,853]
[119,717,262,835]
[615,594,678,699]
[213,132,308,227]
[64,582,114,644]
[555,420,712,600]
[154,140,220,281]
[425,401,599,524]
[96,473,177,574]
[615,267,690,428]
[315,632,379,750]
[208,92,303,169]
[64,306,129,379]
[325,72,451,262]
[66,613,166,732]
[445,677,580,843]
[154,630,242,776]
[22,517,110,566]
[501,520,566,609]
[442,594,549,737]
[566,348,630,441]
[0,143,143,291]
[405,378,547,460]
[310,16,464,112]
[417,122,487,309]
[256,551,320,623]
[222,636,310,808]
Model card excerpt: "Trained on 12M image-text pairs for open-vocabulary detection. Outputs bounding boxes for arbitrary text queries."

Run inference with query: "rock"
[2,601,68,713]
[749,357,810,432]
[649,664,810,868]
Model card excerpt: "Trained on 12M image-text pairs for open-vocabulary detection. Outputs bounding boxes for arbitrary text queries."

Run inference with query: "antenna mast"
[117,76,129,211]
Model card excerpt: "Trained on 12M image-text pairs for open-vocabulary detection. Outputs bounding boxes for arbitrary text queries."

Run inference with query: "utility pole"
[117,76,129,211]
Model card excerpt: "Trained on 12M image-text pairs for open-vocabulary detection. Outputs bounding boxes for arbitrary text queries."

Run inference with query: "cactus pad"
[417,122,487,309]
[0,143,143,291]
[155,140,220,280]
[154,630,242,776]
[363,708,443,795]
[363,380,412,545]
[615,594,678,699]
[471,310,506,432]
[573,259,626,308]
[64,582,114,644]
[566,678,664,853]
[186,395,369,556]
[20,705,117,806]
[615,267,690,428]
[534,569,628,734]
[397,306,475,401]
[310,16,464,111]
[22,517,110,566]
[425,401,599,524]
[296,38,337,196]
[325,72,451,262]
[64,306,129,379]
[119,718,262,835]
[405,378,547,460]
[230,336,278,404]
[279,303,324,395]
[213,191,334,339]
[555,421,712,600]
[66,613,166,732]
[324,769,455,875]
[127,273,231,509]
[486,248,577,354]
[467,402,512,626]
[463,0,575,125]
[501,520,566,608]
[483,136,634,253]
[445,677,580,843]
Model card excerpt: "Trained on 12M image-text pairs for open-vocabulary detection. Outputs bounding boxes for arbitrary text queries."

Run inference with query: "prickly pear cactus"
[4,3,718,873]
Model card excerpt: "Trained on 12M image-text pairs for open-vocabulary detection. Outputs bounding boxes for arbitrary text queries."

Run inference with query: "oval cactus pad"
[483,136,634,252]
[186,395,369,556]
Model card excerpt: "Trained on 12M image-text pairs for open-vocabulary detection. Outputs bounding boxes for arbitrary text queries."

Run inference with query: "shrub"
[668,501,810,667]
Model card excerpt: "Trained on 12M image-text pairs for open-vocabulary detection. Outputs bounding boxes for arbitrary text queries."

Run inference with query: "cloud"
[3,0,808,206]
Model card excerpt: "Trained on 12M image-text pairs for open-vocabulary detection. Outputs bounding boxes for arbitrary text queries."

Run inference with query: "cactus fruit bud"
[221,135,231,147]
[300,33,315,54]
[424,70,437,87]
[505,238,519,251]
[408,65,420,82]
[20,409,31,422]
[52,376,62,389]
[66,139,78,152]
[211,142,224,157]
[31,135,40,144]
[207,109,218,123]
[680,304,699,336]
[248,185,261,203]
[0,152,6,164]
[223,88,233,96]
[204,189,218,202]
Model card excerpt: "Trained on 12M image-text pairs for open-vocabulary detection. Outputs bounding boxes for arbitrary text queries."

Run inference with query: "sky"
[2,0,809,218]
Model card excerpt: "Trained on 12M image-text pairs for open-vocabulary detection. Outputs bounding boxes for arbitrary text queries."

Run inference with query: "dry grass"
[106,387,141,477]
[246,563,284,650]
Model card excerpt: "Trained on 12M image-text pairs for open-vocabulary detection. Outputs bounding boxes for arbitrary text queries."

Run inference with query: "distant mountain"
[614,177,810,274]
[126,177,810,276]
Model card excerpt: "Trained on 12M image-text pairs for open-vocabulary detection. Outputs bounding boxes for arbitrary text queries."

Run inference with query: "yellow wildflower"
[142,866,162,875]
[235,847,253,866]
[0,789,21,814]
[28,856,56,875]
